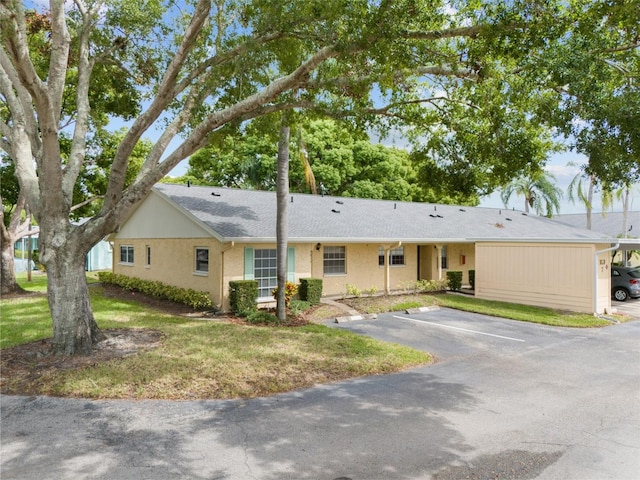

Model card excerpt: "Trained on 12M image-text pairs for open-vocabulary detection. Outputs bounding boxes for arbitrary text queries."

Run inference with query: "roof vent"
[331,209,340,213]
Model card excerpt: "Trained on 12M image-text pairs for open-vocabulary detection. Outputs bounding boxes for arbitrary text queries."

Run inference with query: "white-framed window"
[195,247,209,274]
[254,248,277,298]
[441,245,448,269]
[119,245,134,265]
[145,245,151,267]
[324,246,346,275]
[378,246,405,266]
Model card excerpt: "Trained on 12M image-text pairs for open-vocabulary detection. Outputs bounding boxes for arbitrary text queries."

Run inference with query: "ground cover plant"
[0,274,431,399]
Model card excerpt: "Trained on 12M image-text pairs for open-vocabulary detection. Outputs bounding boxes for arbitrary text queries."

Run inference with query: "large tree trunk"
[276,118,290,321]
[40,227,104,355]
[46,249,103,355]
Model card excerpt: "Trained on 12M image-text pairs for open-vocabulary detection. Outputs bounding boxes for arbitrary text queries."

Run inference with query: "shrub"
[346,283,361,297]
[415,279,448,293]
[271,281,298,307]
[364,286,378,297]
[469,270,475,290]
[398,279,447,294]
[229,280,258,315]
[446,271,463,291]
[244,310,281,325]
[298,278,323,305]
[97,272,213,309]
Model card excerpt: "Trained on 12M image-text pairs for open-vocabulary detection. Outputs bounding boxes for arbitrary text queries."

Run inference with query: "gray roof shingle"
[555,212,640,238]
[154,183,613,244]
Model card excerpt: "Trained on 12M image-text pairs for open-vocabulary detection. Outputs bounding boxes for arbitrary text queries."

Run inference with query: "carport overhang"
[614,239,640,251]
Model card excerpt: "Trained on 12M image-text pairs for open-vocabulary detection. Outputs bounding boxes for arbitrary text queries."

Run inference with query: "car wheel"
[613,288,629,302]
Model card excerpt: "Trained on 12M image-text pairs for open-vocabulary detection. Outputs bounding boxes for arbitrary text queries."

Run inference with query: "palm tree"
[501,171,563,217]
[567,166,595,229]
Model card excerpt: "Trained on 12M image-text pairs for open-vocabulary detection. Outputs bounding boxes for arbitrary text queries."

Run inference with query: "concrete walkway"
[319,296,360,316]
[319,296,380,323]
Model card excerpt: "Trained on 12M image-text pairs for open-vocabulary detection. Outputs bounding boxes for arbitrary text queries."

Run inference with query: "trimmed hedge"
[298,278,323,305]
[469,270,475,290]
[97,272,213,309]
[446,271,463,291]
[229,280,258,315]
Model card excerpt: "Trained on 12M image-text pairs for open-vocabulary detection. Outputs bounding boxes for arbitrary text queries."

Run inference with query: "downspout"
[220,241,235,311]
[594,241,619,315]
[384,241,402,295]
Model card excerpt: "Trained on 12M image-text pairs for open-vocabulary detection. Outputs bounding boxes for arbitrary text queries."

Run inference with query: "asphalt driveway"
[2,308,639,480]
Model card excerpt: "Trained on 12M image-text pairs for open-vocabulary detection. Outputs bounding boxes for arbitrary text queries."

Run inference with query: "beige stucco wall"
[475,242,612,314]
[307,243,420,297]
[419,243,476,285]
[112,238,224,307]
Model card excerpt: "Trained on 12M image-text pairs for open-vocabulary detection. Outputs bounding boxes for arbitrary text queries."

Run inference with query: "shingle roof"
[555,212,640,238]
[154,183,614,244]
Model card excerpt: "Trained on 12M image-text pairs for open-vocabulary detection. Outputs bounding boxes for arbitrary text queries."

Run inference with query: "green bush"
[446,271,463,291]
[97,272,213,309]
[416,279,448,293]
[229,280,258,315]
[244,310,281,325]
[469,270,475,290]
[346,283,362,297]
[298,278,323,305]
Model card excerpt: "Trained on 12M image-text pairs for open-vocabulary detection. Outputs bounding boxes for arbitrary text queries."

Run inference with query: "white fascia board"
[469,237,615,244]
[225,237,474,244]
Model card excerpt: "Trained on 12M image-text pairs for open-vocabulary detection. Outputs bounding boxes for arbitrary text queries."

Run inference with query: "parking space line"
[392,315,526,342]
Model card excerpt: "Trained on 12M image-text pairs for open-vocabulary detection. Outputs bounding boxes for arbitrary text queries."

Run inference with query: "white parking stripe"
[392,315,526,342]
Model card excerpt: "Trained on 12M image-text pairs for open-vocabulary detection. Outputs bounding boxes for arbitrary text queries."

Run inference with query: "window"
[254,248,277,298]
[195,248,209,273]
[324,246,346,275]
[120,245,134,264]
[145,245,151,267]
[378,246,405,266]
[441,245,448,269]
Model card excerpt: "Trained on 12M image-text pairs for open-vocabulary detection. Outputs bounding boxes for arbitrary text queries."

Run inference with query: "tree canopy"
[182,117,420,200]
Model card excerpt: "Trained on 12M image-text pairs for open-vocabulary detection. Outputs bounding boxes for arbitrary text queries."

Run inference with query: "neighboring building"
[13,234,112,272]
[556,212,640,267]
[110,183,632,315]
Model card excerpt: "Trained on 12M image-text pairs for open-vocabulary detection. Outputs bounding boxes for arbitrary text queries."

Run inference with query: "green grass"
[345,292,612,328]
[434,294,609,327]
[1,274,431,399]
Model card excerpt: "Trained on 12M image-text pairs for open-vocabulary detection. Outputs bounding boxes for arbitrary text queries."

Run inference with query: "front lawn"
[0,275,431,399]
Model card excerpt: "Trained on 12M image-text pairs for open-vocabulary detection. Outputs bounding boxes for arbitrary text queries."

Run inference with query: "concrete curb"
[405,306,440,314]
[334,313,378,323]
